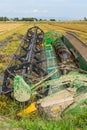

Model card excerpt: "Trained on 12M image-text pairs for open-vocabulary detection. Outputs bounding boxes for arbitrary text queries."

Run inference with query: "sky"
[0,0,87,20]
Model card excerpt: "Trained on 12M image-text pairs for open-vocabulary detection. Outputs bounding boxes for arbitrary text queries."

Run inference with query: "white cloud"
[32,9,39,13]
[32,9,48,13]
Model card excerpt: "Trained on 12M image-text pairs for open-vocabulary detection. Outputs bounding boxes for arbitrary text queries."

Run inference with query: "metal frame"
[2,26,47,94]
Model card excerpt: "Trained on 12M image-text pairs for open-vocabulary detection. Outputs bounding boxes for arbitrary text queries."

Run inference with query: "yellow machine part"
[17,102,37,117]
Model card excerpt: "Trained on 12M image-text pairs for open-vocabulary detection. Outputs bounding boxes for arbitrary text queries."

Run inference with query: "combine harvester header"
[0,26,87,119]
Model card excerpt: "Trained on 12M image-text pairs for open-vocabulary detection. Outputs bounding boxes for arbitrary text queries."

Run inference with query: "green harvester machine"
[1,26,87,119]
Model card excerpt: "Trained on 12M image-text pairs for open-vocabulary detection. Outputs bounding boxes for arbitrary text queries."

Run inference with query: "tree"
[13,17,19,21]
[84,17,87,21]
[50,19,56,21]
[21,17,38,21]
[0,17,9,21]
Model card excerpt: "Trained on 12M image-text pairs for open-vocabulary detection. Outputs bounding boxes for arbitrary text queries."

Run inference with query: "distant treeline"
[0,16,87,21]
[0,17,38,21]
[0,17,56,21]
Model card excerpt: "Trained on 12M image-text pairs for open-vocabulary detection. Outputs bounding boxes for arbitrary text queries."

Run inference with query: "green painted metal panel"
[62,36,87,71]
[45,44,60,79]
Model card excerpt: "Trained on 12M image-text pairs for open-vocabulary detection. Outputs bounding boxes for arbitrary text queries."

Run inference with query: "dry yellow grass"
[0,21,86,42]
[0,22,24,35]
[52,22,87,33]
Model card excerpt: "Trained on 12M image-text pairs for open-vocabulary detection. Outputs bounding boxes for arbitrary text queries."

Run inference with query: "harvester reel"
[2,26,47,95]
